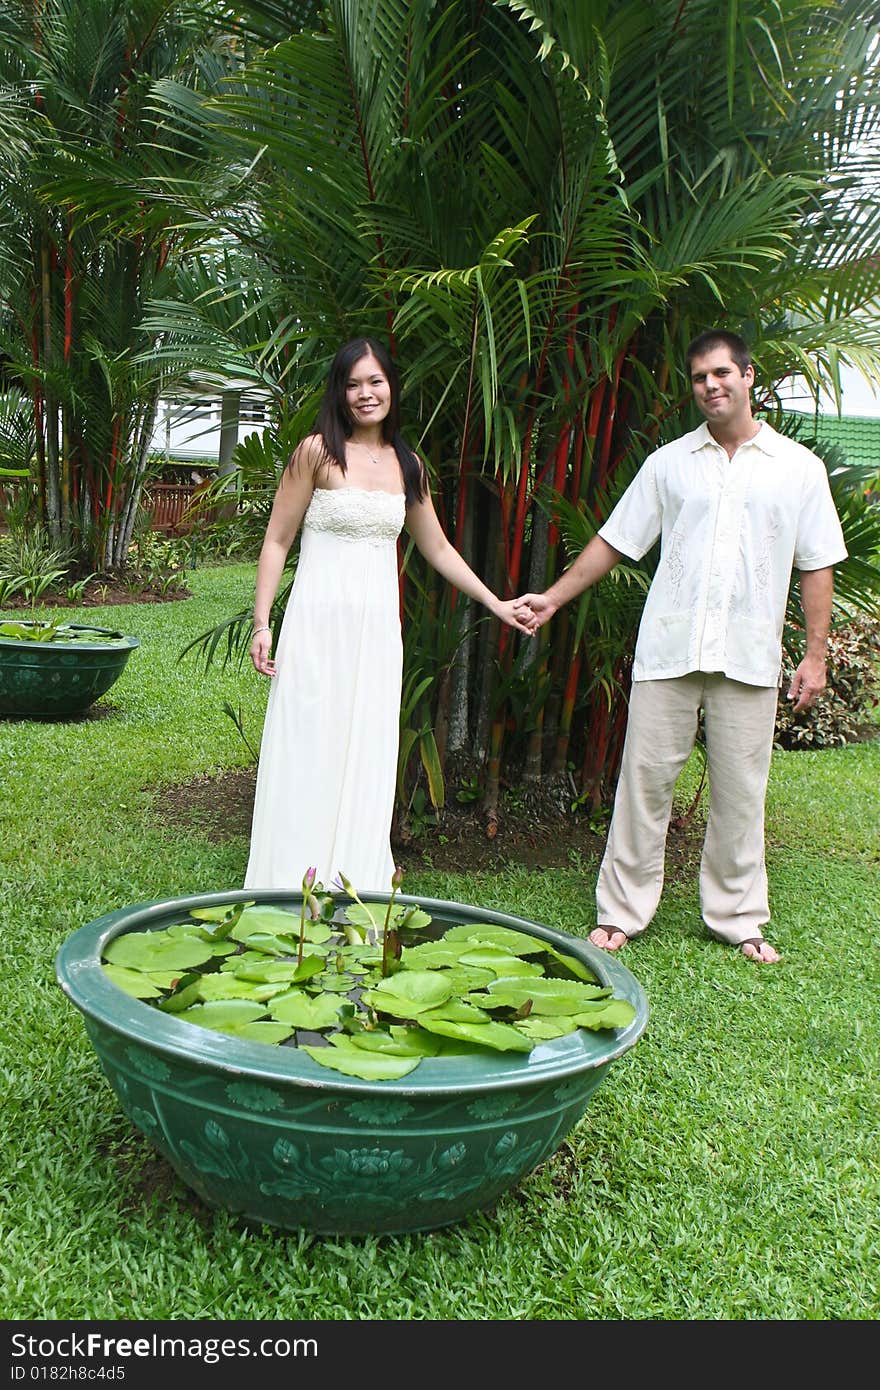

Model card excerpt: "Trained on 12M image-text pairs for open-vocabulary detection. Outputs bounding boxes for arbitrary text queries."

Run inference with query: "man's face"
[689,345,754,430]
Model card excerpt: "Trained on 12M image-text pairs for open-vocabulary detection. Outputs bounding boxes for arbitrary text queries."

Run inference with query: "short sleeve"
[794,457,848,571]
[598,456,663,561]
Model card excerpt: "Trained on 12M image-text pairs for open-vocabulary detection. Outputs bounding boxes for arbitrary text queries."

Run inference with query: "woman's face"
[345,351,392,429]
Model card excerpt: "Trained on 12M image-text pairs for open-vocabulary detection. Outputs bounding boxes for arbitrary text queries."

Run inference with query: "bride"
[243,336,536,893]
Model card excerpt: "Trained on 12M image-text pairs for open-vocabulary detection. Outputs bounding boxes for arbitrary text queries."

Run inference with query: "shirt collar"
[691,419,777,456]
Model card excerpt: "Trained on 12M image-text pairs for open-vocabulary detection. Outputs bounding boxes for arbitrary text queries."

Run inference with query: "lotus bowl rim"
[55,888,649,1097]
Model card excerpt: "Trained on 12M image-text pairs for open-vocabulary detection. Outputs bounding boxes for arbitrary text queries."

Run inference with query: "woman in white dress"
[244,337,536,894]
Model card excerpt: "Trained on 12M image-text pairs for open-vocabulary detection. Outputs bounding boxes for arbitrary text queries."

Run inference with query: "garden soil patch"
[2,577,191,608]
[150,763,707,876]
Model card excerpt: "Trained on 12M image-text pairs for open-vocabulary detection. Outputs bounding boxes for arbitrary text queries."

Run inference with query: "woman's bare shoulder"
[288,433,330,480]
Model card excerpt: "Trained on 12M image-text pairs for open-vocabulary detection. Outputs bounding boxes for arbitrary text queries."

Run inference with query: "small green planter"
[56,890,649,1236]
[0,621,139,717]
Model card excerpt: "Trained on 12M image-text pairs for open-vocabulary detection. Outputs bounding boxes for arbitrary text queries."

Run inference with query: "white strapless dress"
[244,487,406,894]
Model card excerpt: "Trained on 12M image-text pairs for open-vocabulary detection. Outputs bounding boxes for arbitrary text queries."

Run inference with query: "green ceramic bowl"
[0,622,139,717]
[56,890,649,1235]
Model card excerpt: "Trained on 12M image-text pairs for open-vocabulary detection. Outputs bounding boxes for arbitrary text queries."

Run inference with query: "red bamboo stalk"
[551,646,583,775]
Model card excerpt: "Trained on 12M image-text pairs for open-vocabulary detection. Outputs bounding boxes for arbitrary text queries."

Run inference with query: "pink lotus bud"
[335,870,354,895]
[302,866,316,892]
[392,865,404,889]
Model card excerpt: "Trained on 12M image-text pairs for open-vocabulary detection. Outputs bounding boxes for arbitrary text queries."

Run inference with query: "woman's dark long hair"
[312,337,425,505]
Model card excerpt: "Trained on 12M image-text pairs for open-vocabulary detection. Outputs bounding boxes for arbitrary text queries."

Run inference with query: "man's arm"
[513,535,624,630]
[787,565,835,713]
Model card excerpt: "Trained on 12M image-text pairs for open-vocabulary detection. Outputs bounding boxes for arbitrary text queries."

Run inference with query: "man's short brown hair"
[686,330,752,375]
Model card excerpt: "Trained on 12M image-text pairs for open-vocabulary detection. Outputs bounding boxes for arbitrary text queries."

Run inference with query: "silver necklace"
[356,440,382,465]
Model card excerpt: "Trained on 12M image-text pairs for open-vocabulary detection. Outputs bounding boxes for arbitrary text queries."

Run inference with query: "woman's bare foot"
[740,937,780,962]
[589,927,628,952]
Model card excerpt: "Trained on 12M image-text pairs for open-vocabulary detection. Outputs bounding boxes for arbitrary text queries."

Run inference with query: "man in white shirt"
[514,330,847,962]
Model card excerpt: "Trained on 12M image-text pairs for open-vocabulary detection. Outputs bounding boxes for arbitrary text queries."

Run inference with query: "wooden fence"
[143,482,218,534]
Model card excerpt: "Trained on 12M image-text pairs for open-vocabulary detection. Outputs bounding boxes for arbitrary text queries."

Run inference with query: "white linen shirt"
[598,421,848,687]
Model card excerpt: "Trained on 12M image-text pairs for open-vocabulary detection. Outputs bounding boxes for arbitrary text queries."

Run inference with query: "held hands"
[496,597,540,636]
[250,627,276,677]
[511,592,557,632]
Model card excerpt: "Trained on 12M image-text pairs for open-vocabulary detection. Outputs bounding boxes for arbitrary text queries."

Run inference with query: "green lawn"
[2,563,877,1320]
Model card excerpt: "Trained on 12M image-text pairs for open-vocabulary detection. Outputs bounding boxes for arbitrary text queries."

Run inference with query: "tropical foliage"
[0,1,250,570]
[4,0,880,819]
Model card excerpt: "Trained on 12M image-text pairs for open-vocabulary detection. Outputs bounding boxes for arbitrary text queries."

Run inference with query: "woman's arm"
[405,485,536,636]
[250,438,322,675]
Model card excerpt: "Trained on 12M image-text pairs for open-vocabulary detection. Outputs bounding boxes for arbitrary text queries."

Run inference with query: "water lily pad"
[343,903,388,934]
[329,957,371,978]
[402,940,500,975]
[220,950,270,970]
[458,948,544,976]
[572,999,636,1029]
[196,975,268,1002]
[400,941,463,967]
[250,982,294,1003]
[479,977,611,1015]
[97,885,637,1071]
[235,906,300,931]
[269,990,345,1029]
[312,972,360,993]
[158,980,203,1012]
[231,959,304,984]
[225,1021,295,1044]
[167,923,239,951]
[364,970,454,1017]
[349,1028,442,1057]
[429,964,496,992]
[101,964,164,999]
[442,923,546,955]
[104,931,217,973]
[188,903,255,922]
[541,941,599,983]
[146,969,192,989]
[330,949,381,979]
[176,999,268,1032]
[514,1016,579,1040]
[292,954,327,983]
[230,931,299,957]
[345,903,433,934]
[416,1015,534,1052]
[300,1040,421,1080]
[421,998,491,1023]
[230,907,333,949]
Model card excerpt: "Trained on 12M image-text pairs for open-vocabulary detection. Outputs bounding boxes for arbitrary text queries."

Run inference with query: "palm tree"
[113,1,880,818]
[0,0,256,571]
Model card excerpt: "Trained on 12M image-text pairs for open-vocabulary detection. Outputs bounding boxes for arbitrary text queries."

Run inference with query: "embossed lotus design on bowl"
[55,890,648,1235]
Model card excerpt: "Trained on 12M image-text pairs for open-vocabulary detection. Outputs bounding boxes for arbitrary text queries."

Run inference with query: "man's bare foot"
[589,927,628,952]
[740,937,780,963]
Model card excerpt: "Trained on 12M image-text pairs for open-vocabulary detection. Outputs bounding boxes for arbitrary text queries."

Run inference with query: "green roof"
[785,411,880,471]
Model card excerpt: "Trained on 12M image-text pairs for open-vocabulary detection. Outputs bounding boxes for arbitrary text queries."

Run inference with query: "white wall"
[778,363,880,419]
[150,394,268,464]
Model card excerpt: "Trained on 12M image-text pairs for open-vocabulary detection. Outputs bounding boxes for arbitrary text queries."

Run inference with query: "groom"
[514,330,847,962]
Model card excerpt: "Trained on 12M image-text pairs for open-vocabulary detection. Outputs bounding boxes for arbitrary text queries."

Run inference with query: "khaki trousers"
[595,673,779,946]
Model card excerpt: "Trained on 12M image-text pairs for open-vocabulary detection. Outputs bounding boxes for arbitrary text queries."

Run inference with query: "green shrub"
[126,532,190,594]
[775,614,880,749]
[0,525,75,603]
